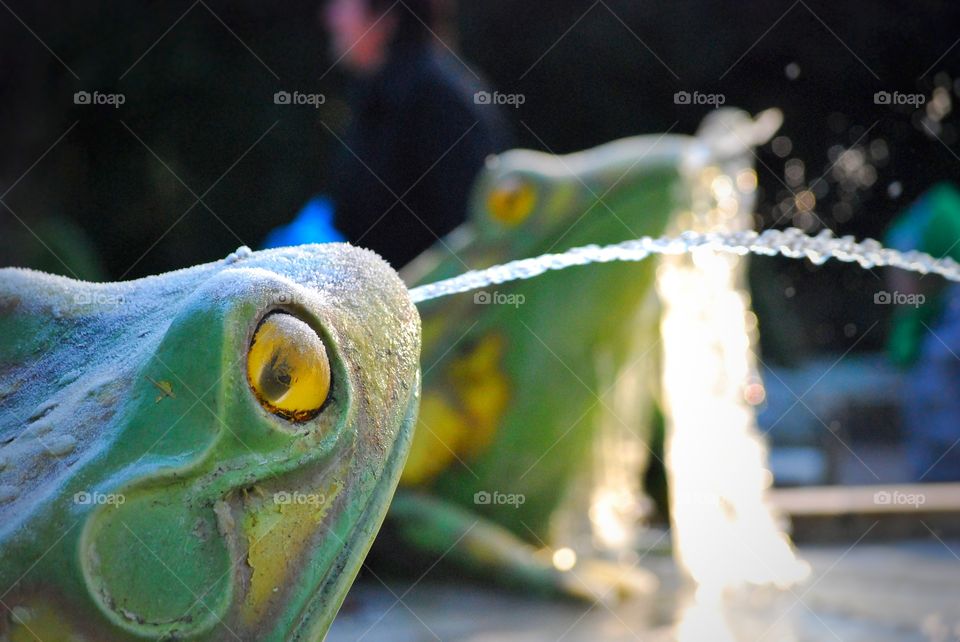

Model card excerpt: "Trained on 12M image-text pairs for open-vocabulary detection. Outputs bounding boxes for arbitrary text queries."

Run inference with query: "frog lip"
[227,374,418,639]
[287,377,419,639]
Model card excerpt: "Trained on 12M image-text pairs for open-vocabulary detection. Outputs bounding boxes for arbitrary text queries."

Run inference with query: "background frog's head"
[404,109,779,286]
[0,244,420,640]
[467,132,694,261]
[468,108,782,261]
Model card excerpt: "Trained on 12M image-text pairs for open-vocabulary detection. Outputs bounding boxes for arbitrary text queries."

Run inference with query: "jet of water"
[409,226,960,304]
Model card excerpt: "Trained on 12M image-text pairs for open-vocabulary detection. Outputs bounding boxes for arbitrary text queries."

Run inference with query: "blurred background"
[4,3,960,638]
[3,2,959,353]
[2,1,960,477]
[5,1,960,494]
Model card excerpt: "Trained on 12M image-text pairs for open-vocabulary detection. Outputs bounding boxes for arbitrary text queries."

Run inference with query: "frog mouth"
[227,376,419,639]
[289,387,418,639]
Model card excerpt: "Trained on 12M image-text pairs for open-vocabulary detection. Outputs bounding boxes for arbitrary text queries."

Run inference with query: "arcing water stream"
[409,226,960,304]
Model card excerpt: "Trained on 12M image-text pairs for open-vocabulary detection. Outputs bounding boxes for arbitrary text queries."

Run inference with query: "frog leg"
[374,490,657,602]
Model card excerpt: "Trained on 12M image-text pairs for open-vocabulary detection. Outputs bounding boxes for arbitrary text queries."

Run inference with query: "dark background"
[2,1,959,361]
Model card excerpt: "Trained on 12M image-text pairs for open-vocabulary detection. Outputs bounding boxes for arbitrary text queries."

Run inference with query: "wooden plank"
[770,483,960,515]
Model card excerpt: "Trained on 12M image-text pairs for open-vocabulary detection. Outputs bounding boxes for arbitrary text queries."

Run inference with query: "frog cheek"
[79,485,233,638]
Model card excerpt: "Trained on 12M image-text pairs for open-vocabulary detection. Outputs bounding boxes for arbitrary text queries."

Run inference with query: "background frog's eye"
[487,177,536,225]
[247,312,331,421]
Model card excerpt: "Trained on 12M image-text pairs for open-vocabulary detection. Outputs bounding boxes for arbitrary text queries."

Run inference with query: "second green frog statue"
[379,108,778,599]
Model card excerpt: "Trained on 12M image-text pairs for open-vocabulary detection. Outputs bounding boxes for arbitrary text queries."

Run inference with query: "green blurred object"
[2,215,106,281]
[884,182,960,368]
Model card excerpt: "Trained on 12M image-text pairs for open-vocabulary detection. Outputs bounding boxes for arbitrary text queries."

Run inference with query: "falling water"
[409,226,960,304]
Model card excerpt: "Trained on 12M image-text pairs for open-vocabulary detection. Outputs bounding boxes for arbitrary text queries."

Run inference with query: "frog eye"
[487,177,536,226]
[247,312,331,421]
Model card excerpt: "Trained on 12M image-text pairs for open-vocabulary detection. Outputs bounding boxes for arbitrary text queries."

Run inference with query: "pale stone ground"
[328,540,960,641]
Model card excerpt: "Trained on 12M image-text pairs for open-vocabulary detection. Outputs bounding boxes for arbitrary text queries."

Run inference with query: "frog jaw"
[287,376,418,640]
[192,373,419,641]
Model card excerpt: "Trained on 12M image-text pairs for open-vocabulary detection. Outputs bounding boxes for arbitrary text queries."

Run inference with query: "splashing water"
[408,220,960,621]
[409,226,960,304]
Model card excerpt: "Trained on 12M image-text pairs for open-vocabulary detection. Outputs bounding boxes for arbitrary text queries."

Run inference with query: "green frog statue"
[0,244,421,640]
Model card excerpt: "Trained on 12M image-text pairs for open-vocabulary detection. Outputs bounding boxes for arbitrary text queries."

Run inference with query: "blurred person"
[885,182,960,481]
[323,0,512,267]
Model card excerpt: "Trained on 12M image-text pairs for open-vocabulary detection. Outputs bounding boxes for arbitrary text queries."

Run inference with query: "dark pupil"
[259,350,293,400]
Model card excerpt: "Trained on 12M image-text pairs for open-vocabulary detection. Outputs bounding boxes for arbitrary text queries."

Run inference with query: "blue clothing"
[262,196,345,249]
[329,42,511,268]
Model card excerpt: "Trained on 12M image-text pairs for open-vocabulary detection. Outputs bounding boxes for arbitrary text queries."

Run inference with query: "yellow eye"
[487,177,536,226]
[247,313,331,421]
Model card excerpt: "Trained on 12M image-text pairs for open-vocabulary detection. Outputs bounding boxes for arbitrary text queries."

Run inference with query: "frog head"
[0,243,420,640]
[468,108,781,258]
[404,117,706,284]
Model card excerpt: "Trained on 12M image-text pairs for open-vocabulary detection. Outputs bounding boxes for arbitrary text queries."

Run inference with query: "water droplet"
[552,547,577,571]
[771,136,792,158]
[225,246,253,264]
